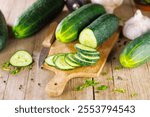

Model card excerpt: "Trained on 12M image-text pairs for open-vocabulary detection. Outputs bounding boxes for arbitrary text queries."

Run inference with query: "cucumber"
[80,51,100,56]
[10,51,33,67]
[73,54,96,66]
[54,54,75,70]
[75,43,97,53]
[120,32,150,68]
[45,55,55,67]
[77,52,100,61]
[0,10,8,51]
[56,4,106,43]
[13,0,64,39]
[79,14,119,48]
[65,54,80,67]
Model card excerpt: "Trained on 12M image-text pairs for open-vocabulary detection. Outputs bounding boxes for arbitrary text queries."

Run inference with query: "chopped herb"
[76,79,99,91]
[107,77,113,81]
[130,93,138,98]
[113,88,126,93]
[101,72,108,76]
[97,85,108,91]
[2,62,10,71]
[114,66,123,70]
[11,67,22,75]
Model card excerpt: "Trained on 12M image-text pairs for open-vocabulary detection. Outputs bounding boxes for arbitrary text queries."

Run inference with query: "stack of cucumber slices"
[45,44,100,70]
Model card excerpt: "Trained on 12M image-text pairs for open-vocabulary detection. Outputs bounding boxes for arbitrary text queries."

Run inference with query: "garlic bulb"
[123,10,150,40]
[91,0,123,13]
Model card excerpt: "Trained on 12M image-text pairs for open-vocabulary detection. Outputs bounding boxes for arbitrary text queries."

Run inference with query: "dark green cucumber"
[73,54,96,66]
[56,3,106,43]
[79,14,119,48]
[0,10,8,51]
[120,32,150,68]
[54,54,75,70]
[65,54,80,67]
[10,50,33,67]
[13,0,64,39]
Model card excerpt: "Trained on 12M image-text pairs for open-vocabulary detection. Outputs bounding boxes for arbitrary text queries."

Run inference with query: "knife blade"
[38,22,58,68]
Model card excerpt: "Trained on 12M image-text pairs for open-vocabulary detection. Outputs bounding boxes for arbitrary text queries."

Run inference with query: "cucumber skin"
[120,32,150,68]
[13,0,64,39]
[86,14,119,47]
[56,4,106,43]
[0,10,8,51]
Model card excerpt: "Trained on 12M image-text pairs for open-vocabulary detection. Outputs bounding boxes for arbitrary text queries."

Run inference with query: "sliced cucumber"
[10,50,33,67]
[75,43,97,53]
[54,55,75,70]
[65,54,80,67]
[73,54,96,66]
[77,52,100,61]
[53,53,64,62]
[45,55,55,67]
[80,51,100,56]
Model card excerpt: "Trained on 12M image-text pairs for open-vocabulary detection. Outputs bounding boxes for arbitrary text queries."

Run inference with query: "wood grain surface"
[44,31,119,97]
[0,0,150,100]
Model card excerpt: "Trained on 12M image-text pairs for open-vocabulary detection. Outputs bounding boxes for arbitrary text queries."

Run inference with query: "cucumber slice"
[54,55,75,70]
[79,28,97,48]
[73,54,96,66]
[65,54,80,67]
[45,55,55,67]
[80,51,100,56]
[10,50,33,67]
[53,53,64,62]
[77,52,100,61]
[75,43,97,53]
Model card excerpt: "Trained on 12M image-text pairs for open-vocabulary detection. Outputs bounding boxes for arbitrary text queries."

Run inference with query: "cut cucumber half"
[79,28,97,48]
[54,55,75,70]
[45,55,55,67]
[77,52,100,61]
[73,54,96,66]
[75,43,97,53]
[10,50,33,67]
[65,54,80,67]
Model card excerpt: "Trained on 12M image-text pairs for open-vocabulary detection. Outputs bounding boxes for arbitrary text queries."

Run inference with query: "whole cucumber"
[13,0,64,39]
[0,10,8,51]
[120,31,150,68]
[56,3,106,43]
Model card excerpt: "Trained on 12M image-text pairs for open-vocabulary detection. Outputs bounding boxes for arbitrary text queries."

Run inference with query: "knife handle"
[42,22,58,48]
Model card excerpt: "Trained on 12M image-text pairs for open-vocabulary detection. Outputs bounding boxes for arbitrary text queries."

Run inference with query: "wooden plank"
[3,0,36,100]
[95,0,135,100]
[0,0,18,99]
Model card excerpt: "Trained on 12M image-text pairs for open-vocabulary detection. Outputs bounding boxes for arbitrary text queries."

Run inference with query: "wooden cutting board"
[43,31,119,97]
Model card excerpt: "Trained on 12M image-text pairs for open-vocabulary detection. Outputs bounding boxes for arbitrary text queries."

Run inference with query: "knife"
[38,22,58,68]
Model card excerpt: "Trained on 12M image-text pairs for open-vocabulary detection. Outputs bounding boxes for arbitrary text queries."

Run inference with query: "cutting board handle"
[45,72,70,97]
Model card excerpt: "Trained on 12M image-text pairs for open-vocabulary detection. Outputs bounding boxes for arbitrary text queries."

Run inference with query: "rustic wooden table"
[0,0,150,100]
